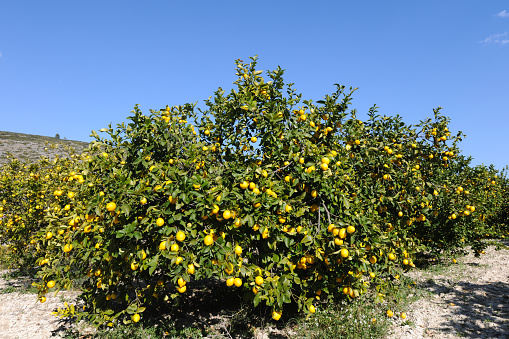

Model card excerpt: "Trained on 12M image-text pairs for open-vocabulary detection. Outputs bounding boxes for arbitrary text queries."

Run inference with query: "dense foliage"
[1,56,507,327]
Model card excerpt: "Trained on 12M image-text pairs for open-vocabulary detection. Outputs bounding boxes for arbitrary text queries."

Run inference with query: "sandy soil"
[0,274,83,339]
[390,241,509,339]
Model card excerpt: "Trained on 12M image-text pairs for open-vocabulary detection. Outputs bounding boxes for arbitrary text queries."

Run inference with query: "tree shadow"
[49,278,296,338]
[416,276,509,338]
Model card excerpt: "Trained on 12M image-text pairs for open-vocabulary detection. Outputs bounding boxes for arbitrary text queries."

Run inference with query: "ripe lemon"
[141,250,147,260]
[251,136,257,143]
[233,278,242,287]
[240,181,249,189]
[63,244,73,253]
[255,276,264,285]
[285,204,292,212]
[401,312,407,319]
[272,310,282,321]
[309,305,316,313]
[47,280,55,288]
[321,163,328,170]
[170,244,179,252]
[340,248,349,258]
[132,314,140,322]
[39,296,47,303]
[177,285,187,293]
[106,202,116,212]
[159,241,166,250]
[234,245,242,255]
[387,310,394,317]
[369,256,377,264]
[388,253,396,260]
[226,277,234,286]
[223,210,231,219]
[346,226,355,234]
[131,262,139,270]
[187,264,195,274]
[46,232,53,240]
[204,235,214,246]
[339,228,347,239]
[334,238,343,246]
[177,277,186,287]
[156,218,165,226]
[176,231,186,242]
[140,197,147,205]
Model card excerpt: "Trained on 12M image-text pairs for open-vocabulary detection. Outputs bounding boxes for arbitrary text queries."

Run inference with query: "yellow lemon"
[204,235,214,246]
[272,310,282,321]
[106,202,116,212]
[176,231,186,242]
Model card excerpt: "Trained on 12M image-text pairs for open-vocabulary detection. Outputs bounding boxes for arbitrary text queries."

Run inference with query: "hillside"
[0,131,89,165]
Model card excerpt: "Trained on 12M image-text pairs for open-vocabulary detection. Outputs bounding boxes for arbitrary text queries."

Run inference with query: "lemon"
[106,202,116,212]
[176,231,186,242]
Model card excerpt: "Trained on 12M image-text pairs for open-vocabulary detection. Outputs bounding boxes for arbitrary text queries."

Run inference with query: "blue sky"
[1,1,508,170]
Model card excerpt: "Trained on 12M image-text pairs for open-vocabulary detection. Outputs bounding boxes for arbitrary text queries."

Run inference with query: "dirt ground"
[390,241,509,339]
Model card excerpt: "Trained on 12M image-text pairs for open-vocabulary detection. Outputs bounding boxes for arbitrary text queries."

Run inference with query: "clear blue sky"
[1,1,508,170]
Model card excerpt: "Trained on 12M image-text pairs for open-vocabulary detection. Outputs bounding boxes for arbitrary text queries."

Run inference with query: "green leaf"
[301,235,313,245]
[120,204,131,216]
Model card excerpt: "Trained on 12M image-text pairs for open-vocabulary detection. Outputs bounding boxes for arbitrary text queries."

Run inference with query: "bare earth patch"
[0,272,86,339]
[391,241,509,339]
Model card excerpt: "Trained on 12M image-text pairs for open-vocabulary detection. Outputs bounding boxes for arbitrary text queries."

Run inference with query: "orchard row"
[1,56,508,326]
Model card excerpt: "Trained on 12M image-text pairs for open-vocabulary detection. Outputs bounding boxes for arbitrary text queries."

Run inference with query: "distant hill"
[0,131,89,165]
